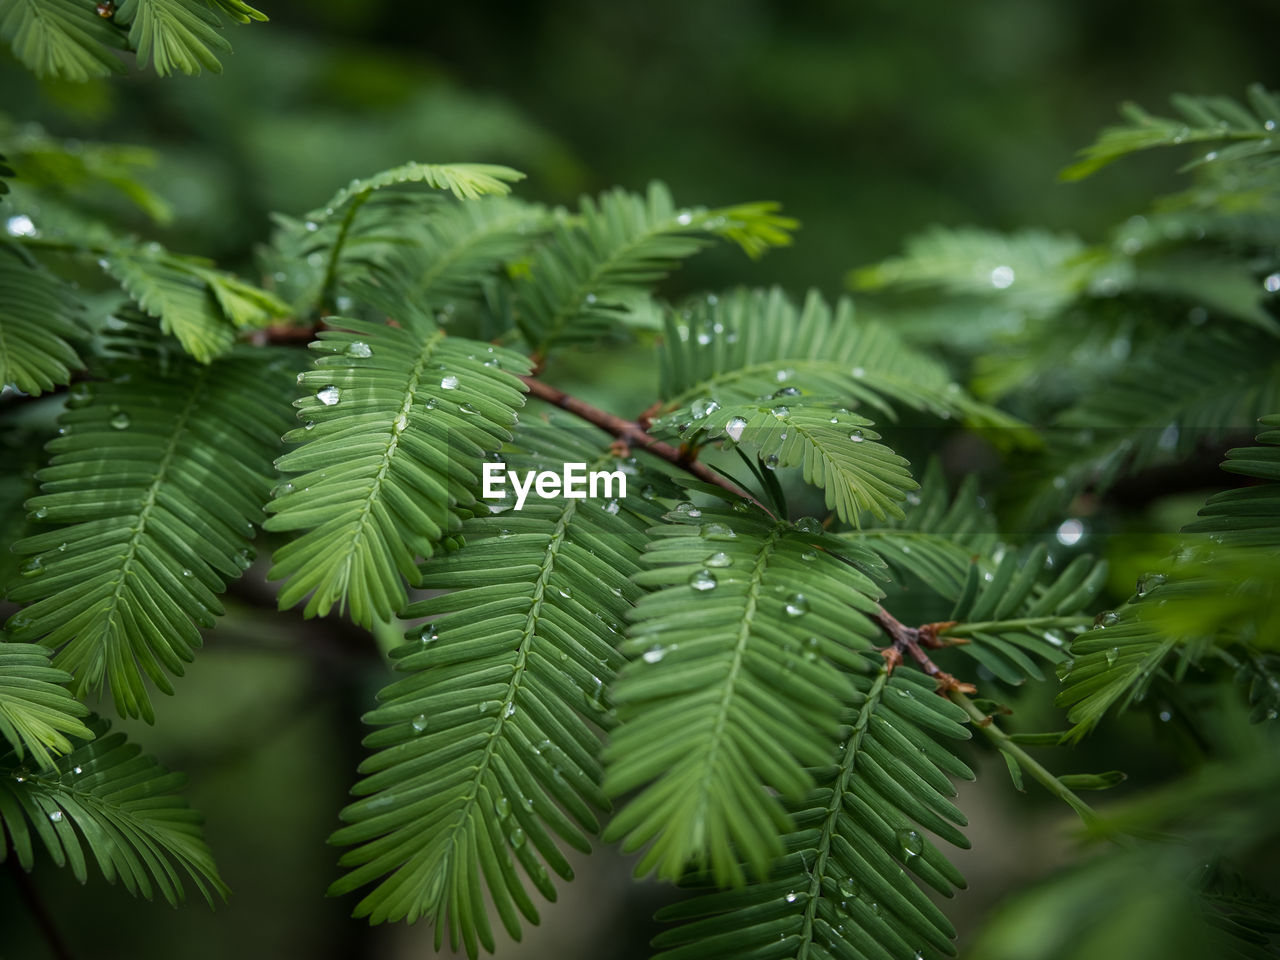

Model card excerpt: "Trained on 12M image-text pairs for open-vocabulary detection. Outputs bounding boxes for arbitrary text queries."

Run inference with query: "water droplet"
[1056,518,1084,546]
[771,405,790,419]
[508,827,526,848]
[5,214,36,237]
[393,413,408,432]
[1093,611,1120,629]
[477,700,499,715]
[411,714,429,733]
[763,454,779,470]
[503,702,516,718]
[110,412,130,430]
[48,810,63,823]
[31,506,48,520]
[725,416,748,442]
[643,646,666,664]
[20,557,43,577]
[675,211,693,226]
[895,687,915,699]
[304,220,319,232]
[801,549,817,562]
[1136,572,1167,597]
[1264,273,1280,294]
[1105,647,1119,666]
[316,385,340,406]
[689,569,718,591]
[181,568,193,578]
[440,374,459,390]
[784,891,798,903]
[71,766,82,775]
[691,398,721,419]
[640,484,656,500]
[990,265,1015,288]
[849,429,864,443]
[346,341,372,358]
[495,796,511,818]
[675,502,702,518]
[700,522,735,539]
[1055,658,1075,682]
[773,386,800,398]
[838,877,859,899]
[603,499,620,515]
[705,551,733,567]
[896,828,923,857]
[557,586,573,599]
[784,593,809,617]
[458,402,480,415]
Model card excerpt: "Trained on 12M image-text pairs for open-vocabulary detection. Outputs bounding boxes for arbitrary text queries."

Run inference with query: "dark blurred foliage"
[1,2,1278,958]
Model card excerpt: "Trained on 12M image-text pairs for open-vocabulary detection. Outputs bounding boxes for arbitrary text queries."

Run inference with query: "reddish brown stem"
[520,376,776,518]
[873,606,977,695]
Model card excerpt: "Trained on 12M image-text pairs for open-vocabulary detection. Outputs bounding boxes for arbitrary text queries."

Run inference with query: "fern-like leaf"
[603,507,887,885]
[328,419,672,954]
[113,0,261,76]
[101,245,289,363]
[0,717,227,905]
[657,397,918,525]
[653,664,972,960]
[1063,85,1280,181]
[0,246,85,395]
[4,346,294,720]
[516,182,795,353]
[658,287,1023,430]
[264,318,531,627]
[0,0,127,82]
[0,639,92,771]
[1059,415,1280,736]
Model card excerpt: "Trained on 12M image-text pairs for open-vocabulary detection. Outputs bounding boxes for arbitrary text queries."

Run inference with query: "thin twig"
[872,606,977,695]
[520,376,776,518]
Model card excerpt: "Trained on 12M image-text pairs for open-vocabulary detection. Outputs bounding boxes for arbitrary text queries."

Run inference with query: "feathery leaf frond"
[657,287,1023,431]
[328,419,671,954]
[1059,416,1280,736]
[0,245,85,395]
[0,639,92,771]
[265,319,531,627]
[1062,85,1280,180]
[516,183,795,353]
[0,0,127,82]
[653,665,972,960]
[603,508,886,885]
[113,0,263,76]
[657,397,918,525]
[4,346,294,720]
[0,717,227,905]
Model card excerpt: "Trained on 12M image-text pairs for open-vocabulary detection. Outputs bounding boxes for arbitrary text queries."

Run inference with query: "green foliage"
[1,50,1278,960]
[264,318,532,627]
[0,717,227,905]
[0,639,91,770]
[4,340,294,720]
[1062,84,1280,180]
[0,0,266,79]
[603,509,885,885]
[328,420,671,949]
[652,666,972,960]
[0,245,85,395]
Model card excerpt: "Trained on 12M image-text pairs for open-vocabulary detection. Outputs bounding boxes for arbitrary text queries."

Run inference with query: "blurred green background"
[1,1,1277,957]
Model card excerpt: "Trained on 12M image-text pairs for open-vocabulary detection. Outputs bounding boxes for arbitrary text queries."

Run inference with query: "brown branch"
[873,606,977,695]
[520,376,776,518]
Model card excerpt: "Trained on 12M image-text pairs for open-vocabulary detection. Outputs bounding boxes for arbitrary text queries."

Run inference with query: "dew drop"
[725,416,748,442]
[990,265,1015,288]
[849,429,864,443]
[896,828,923,857]
[689,569,718,591]
[345,341,372,359]
[1264,273,1280,294]
[316,385,341,406]
[784,593,809,617]
[771,405,790,419]
[109,412,130,430]
[48,810,63,823]
[784,891,798,903]
[603,499,620,515]
[411,714,429,733]
[700,522,736,539]
[704,551,733,567]
[640,484,656,500]
[1093,611,1120,629]
[508,827,526,848]
[20,557,43,578]
[1055,658,1075,682]
[763,454,779,470]
[691,398,721,419]
[1056,518,1084,546]
[1136,572,1167,597]
[458,402,480,415]
[72,766,82,775]
[495,796,511,818]
[503,702,517,718]
[440,374,459,390]
[675,502,702,518]
[32,506,48,520]
[1105,647,1119,666]
[643,646,666,664]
